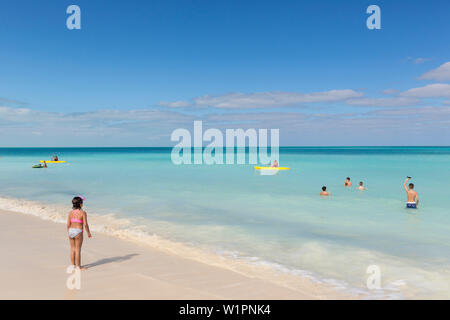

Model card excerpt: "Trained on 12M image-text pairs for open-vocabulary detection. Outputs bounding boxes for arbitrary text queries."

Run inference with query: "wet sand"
[0,210,351,299]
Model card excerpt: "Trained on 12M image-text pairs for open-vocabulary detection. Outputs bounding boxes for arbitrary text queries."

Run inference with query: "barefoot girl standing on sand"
[67,196,92,269]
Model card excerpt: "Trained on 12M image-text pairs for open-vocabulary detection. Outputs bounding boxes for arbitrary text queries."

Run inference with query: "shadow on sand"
[85,253,139,268]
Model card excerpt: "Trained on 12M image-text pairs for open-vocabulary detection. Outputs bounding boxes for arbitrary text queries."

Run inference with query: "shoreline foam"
[0,194,359,299]
[2,208,341,299]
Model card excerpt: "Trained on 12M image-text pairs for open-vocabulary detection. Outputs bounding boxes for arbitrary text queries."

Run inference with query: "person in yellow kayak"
[271,160,279,167]
[52,154,59,161]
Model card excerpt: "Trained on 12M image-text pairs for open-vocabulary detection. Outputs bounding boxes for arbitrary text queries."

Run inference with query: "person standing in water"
[357,181,367,190]
[320,186,330,196]
[404,177,419,209]
[67,197,92,270]
[344,177,352,187]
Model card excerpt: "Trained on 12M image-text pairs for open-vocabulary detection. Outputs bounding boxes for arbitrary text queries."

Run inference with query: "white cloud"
[346,97,419,107]
[368,106,450,117]
[1,102,449,146]
[419,62,450,81]
[413,58,431,64]
[406,57,431,65]
[158,100,192,108]
[160,90,363,109]
[382,89,399,95]
[0,97,28,106]
[0,106,191,124]
[0,105,194,146]
[400,83,450,98]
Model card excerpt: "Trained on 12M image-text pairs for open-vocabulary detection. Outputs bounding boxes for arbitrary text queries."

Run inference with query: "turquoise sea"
[0,147,449,298]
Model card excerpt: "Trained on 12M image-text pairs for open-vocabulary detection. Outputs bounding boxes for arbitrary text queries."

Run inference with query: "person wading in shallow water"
[404,177,419,209]
[320,186,330,196]
[358,181,367,190]
[344,177,352,187]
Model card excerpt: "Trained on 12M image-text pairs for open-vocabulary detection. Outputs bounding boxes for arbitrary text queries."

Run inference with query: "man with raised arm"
[404,177,419,209]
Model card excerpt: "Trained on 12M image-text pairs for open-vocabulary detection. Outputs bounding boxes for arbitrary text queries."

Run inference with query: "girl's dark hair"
[72,196,83,209]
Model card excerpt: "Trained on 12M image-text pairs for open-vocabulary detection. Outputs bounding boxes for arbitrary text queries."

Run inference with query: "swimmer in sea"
[344,177,352,187]
[404,177,419,209]
[320,186,330,196]
[357,181,366,190]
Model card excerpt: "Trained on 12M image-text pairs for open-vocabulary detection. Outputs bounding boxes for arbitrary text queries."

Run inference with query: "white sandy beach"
[0,209,352,300]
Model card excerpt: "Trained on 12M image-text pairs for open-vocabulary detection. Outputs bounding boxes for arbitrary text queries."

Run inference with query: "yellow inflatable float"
[40,160,67,164]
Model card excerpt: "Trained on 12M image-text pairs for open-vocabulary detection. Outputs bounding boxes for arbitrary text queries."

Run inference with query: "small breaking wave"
[0,194,409,299]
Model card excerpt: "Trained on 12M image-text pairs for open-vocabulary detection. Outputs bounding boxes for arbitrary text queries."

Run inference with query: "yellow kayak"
[254,166,290,170]
[40,160,67,164]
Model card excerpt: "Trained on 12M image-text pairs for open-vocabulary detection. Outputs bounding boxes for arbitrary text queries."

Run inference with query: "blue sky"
[0,0,449,146]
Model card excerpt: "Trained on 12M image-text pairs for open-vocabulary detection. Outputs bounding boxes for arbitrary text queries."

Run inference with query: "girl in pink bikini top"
[70,209,84,224]
[67,196,92,270]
